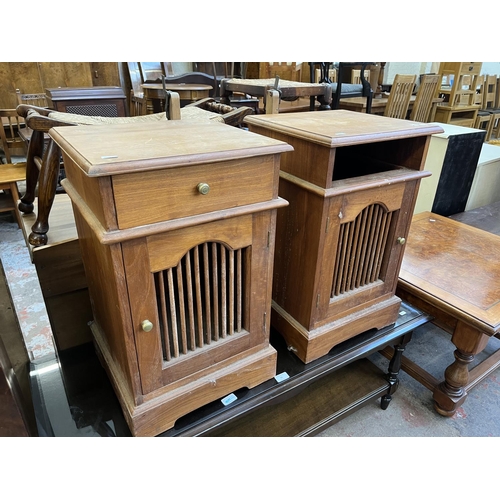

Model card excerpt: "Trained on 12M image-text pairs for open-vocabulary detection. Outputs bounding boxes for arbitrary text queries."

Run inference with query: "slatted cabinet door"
[320,182,409,325]
[122,212,276,396]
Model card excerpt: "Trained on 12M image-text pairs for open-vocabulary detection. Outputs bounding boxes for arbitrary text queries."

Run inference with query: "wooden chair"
[384,74,416,119]
[127,62,148,116]
[473,75,494,141]
[330,63,376,113]
[491,76,500,139]
[139,62,165,83]
[16,89,48,108]
[482,74,500,140]
[351,69,370,85]
[409,74,440,122]
[0,109,27,163]
[0,163,26,228]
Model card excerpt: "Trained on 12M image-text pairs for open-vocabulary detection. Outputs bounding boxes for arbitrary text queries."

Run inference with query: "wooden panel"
[0,63,41,108]
[71,207,143,403]
[90,63,121,87]
[0,62,118,110]
[38,62,92,89]
[0,63,19,108]
[147,215,253,272]
[44,289,93,351]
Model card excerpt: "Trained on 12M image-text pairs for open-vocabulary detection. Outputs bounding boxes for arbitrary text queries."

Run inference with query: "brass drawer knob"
[141,320,154,332]
[397,237,406,245]
[197,182,210,195]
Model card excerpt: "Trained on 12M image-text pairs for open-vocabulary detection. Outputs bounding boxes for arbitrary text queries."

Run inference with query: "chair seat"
[48,108,225,126]
[48,110,167,125]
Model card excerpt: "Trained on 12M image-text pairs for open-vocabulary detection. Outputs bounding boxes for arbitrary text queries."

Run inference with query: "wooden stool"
[0,163,26,228]
[397,212,500,416]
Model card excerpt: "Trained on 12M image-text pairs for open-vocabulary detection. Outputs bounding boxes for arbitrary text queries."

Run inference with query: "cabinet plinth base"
[272,295,402,364]
[91,323,277,437]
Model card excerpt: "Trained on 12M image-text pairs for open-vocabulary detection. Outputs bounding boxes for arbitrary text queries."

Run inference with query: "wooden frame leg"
[381,330,413,409]
[18,129,44,215]
[432,321,490,417]
[28,139,61,247]
[265,89,280,114]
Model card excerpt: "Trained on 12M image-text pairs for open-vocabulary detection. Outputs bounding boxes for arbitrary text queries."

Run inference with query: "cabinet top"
[245,110,443,147]
[46,86,126,100]
[49,120,293,177]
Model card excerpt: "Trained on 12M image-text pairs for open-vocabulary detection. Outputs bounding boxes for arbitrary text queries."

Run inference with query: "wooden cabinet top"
[49,120,293,177]
[46,86,126,101]
[245,110,443,148]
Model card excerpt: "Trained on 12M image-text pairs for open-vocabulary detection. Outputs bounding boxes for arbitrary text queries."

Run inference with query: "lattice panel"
[65,104,119,117]
[331,204,394,298]
[154,242,247,361]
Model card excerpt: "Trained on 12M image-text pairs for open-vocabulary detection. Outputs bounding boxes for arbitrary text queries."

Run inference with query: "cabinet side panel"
[272,177,326,329]
[72,206,142,403]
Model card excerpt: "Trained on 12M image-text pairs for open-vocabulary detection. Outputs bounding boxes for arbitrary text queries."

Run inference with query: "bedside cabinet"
[245,110,442,363]
[49,120,292,436]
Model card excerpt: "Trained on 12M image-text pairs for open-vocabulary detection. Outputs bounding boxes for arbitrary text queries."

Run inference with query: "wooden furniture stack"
[245,110,443,364]
[434,62,482,127]
[49,119,292,436]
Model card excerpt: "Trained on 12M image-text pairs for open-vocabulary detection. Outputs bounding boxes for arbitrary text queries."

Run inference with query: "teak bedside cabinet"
[245,110,443,363]
[49,120,292,436]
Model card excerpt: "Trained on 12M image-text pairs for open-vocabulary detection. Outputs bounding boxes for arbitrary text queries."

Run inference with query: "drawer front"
[112,156,275,229]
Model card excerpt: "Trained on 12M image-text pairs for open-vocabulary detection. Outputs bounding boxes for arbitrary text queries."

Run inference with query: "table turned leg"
[381,331,413,410]
[433,321,490,417]
[28,139,61,247]
[18,128,44,215]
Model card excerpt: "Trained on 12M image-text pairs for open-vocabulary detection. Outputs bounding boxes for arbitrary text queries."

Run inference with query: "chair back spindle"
[384,74,416,119]
[410,74,440,122]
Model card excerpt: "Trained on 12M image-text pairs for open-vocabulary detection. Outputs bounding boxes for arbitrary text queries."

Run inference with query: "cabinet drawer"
[112,156,276,229]
[460,62,481,74]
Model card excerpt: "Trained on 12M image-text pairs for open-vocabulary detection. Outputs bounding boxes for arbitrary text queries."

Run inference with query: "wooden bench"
[397,211,500,416]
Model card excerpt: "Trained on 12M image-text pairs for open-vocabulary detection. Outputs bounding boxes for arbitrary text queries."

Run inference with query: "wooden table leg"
[18,128,44,215]
[28,139,61,247]
[432,321,490,416]
[381,330,413,409]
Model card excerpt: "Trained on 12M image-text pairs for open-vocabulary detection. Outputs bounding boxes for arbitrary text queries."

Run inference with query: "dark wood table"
[397,211,500,417]
[28,301,429,437]
[220,78,332,114]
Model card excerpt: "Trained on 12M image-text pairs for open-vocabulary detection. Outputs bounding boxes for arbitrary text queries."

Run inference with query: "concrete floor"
[1,213,500,438]
[318,322,500,437]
